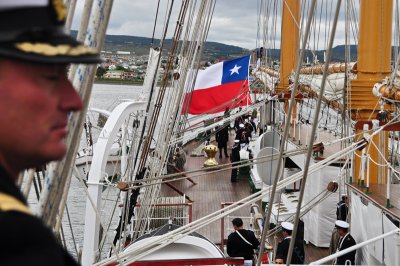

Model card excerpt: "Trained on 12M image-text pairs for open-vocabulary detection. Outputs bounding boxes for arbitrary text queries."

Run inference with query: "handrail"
[347,183,400,222]
[310,229,400,265]
[106,257,244,266]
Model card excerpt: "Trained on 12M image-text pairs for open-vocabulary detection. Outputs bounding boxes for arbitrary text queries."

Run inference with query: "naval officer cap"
[239,123,245,128]
[281,222,293,232]
[0,0,101,64]
[335,220,349,229]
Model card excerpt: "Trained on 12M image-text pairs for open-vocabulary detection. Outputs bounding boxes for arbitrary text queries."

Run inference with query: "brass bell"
[203,144,219,167]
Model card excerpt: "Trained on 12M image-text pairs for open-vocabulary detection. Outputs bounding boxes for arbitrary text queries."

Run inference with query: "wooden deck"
[156,115,399,263]
[288,123,345,158]
[161,137,252,244]
[305,245,329,264]
[160,133,329,263]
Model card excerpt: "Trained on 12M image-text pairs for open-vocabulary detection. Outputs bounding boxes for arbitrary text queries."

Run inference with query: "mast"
[277,0,299,92]
[277,0,300,126]
[350,0,393,185]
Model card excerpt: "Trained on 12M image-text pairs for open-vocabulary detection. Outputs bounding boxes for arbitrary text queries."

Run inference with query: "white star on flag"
[229,64,242,75]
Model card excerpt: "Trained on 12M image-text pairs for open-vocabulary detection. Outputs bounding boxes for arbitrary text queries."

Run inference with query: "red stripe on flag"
[183,81,251,114]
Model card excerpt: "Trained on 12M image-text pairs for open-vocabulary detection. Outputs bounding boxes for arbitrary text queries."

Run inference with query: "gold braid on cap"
[52,0,67,21]
[15,42,97,57]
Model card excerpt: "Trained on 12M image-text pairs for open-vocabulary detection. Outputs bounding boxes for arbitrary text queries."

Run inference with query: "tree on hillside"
[96,66,107,78]
[116,65,129,71]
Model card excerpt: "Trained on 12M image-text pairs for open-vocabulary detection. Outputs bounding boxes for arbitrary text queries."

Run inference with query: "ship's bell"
[203,144,219,167]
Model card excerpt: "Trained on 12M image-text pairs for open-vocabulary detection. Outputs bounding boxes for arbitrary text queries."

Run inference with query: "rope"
[133,0,219,240]
[257,1,318,264]
[74,165,123,262]
[120,131,359,189]
[151,0,161,46]
[39,0,114,228]
[95,138,364,266]
[285,1,342,264]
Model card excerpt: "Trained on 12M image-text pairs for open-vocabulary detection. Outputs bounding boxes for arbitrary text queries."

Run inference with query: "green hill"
[71,31,248,61]
[260,45,358,63]
[74,31,398,63]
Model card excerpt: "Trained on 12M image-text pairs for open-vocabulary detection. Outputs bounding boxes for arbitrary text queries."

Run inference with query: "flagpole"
[247,55,251,108]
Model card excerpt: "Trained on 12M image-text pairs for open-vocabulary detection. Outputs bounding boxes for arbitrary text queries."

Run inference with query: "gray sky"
[72,0,260,49]
[72,1,356,50]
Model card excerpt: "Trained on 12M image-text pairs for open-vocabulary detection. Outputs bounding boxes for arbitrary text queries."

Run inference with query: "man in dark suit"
[216,125,229,159]
[227,218,259,266]
[230,140,241,182]
[276,222,305,264]
[335,220,356,265]
[0,1,101,265]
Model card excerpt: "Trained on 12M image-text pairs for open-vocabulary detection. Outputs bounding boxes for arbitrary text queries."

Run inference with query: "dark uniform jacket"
[216,126,229,148]
[0,166,79,266]
[276,236,305,264]
[336,233,356,265]
[227,229,259,260]
[336,200,348,221]
[235,128,249,144]
[230,144,241,163]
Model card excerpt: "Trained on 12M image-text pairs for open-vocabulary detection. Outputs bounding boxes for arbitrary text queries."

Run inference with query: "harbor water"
[28,83,144,259]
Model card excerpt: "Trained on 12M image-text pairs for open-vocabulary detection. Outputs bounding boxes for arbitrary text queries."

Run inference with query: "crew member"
[230,140,241,182]
[334,220,356,265]
[330,194,350,255]
[276,222,305,264]
[337,194,349,221]
[216,125,229,159]
[227,218,260,266]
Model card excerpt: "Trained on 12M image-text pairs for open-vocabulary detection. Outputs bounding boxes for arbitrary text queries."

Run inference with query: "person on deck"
[227,218,259,266]
[216,125,229,159]
[174,146,186,172]
[244,119,254,139]
[330,194,349,254]
[230,140,241,183]
[224,107,231,117]
[276,222,305,264]
[334,220,356,265]
[274,254,284,264]
[0,1,101,265]
[234,107,244,132]
[337,194,349,221]
[236,124,249,144]
[223,107,231,129]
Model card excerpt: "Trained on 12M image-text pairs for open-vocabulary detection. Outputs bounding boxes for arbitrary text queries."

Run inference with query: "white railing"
[310,229,400,265]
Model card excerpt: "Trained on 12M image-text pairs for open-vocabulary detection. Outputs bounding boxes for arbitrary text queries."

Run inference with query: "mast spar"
[350,0,394,185]
[277,0,300,128]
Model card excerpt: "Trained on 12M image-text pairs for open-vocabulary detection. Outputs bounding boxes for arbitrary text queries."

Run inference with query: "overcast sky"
[72,1,357,50]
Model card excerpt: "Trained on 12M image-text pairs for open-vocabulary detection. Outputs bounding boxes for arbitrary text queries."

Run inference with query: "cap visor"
[0,34,102,64]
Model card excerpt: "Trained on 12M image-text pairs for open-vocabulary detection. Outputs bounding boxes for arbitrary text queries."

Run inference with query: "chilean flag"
[183,55,251,114]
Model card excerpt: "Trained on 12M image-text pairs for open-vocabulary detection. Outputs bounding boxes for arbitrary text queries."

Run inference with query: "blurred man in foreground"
[0,1,101,265]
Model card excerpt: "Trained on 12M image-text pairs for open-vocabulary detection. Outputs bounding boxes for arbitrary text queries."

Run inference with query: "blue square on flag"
[221,55,249,84]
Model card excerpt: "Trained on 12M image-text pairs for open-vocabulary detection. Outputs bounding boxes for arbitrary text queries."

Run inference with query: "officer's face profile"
[0,60,83,174]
